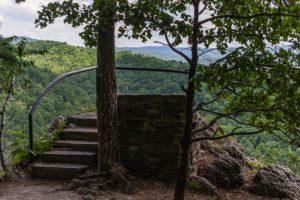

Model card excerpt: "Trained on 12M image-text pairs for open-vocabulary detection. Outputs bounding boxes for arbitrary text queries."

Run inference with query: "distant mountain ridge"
[13,36,223,63]
[116,46,188,61]
[116,46,223,63]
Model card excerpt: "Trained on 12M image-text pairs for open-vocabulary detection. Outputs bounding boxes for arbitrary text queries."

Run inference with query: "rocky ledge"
[189,115,300,200]
[249,165,300,199]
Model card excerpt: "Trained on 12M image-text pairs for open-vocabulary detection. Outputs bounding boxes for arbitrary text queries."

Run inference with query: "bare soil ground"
[0,180,80,200]
[0,179,276,200]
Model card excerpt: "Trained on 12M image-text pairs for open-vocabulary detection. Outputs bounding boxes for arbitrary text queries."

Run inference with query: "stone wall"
[117,94,186,181]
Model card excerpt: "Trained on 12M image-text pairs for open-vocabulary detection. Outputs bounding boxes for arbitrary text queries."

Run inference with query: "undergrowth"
[9,120,65,166]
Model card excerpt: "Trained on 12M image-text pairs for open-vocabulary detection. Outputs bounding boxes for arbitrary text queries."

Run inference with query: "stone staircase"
[31,113,98,180]
[31,95,187,181]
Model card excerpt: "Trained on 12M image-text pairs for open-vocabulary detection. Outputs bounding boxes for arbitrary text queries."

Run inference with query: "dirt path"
[0,179,275,200]
[0,180,202,200]
[0,180,80,200]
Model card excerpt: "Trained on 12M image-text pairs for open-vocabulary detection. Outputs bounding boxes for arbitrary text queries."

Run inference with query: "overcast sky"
[0,0,164,47]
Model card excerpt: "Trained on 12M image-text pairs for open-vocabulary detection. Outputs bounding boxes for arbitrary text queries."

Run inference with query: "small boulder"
[47,115,65,133]
[188,176,219,196]
[66,178,85,190]
[249,165,300,199]
[222,141,245,164]
[201,155,244,189]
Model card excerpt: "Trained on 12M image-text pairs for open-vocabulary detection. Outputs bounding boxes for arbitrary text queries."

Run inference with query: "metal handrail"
[28,66,189,161]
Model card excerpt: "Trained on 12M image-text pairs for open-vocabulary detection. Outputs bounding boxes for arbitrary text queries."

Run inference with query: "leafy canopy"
[120,0,300,144]
[0,37,33,95]
[36,0,128,47]
[35,0,300,144]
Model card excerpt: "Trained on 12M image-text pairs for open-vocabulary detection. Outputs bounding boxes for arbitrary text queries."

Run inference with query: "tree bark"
[174,1,199,200]
[0,76,16,172]
[0,111,6,172]
[95,1,119,173]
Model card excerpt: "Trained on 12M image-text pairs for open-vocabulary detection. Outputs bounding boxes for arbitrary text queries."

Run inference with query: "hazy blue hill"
[116,46,186,61]
[13,37,288,65]
[117,46,224,64]
[12,36,223,63]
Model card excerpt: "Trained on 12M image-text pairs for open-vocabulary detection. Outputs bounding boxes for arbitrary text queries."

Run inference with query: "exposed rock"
[81,194,95,200]
[222,141,262,170]
[47,115,65,133]
[190,114,245,189]
[189,176,219,196]
[222,141,245,164]
[249,165,300,199]
[76,187,98,196]
[4,169,29,182]
[189,114,219,177]
[66,178,85,190]
[201,154,244,189]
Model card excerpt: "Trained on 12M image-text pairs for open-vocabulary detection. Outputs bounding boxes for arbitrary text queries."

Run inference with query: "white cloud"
[0,0,189,47]
[0,0,164,47]
[0,0,85,46]
[0,0,13,8]
[0,14,5,23]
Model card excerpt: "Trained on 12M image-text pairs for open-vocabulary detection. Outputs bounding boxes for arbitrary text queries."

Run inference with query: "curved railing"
[28,66,189,160]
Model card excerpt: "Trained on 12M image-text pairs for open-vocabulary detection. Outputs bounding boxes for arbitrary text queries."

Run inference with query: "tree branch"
[196,106,279,115]
[198,4,207,16]
[198,48,217,58]
[191,128,265,142]
[255,63,300,71]
[198,12,300,26]
[198,32,264,44]
[146,18,192,64]
[163,33,192,65]
[192,106,282,134]
[271,130,294,144]
[195,98,218,109]
[193,114,224,133]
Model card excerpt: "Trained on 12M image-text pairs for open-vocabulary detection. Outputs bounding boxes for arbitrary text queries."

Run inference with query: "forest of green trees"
[4,39,300,175]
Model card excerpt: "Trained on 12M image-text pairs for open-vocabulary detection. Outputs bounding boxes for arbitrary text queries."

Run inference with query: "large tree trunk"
[174,1,199,200]
[95,2,119,172]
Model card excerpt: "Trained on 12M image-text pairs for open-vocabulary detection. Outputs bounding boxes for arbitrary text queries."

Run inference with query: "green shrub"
[9,121,64,166]
[187,179,202,191]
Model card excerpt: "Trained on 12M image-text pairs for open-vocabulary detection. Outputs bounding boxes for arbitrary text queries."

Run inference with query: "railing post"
[29,113,34,162]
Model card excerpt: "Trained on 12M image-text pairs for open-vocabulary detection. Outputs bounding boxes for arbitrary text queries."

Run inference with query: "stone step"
[68,112,97,127]
[31,162,89,180]
[41,150,97,165]
[51,147,71,151]
[60,127,97,141]
[54,140,98,152]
